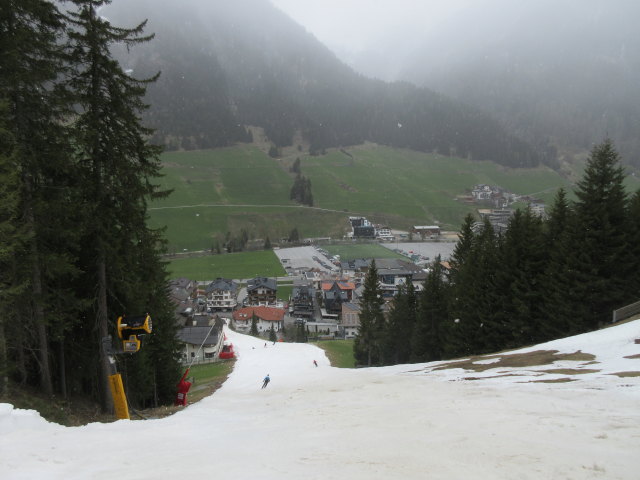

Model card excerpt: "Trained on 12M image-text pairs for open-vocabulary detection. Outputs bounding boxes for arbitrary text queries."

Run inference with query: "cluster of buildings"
[169,276,285,365]
[168,253,440,363]
[457,184,547,234]
[347,216,441,241]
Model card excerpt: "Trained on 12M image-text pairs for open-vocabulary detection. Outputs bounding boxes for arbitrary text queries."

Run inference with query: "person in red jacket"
[175,370,192,406]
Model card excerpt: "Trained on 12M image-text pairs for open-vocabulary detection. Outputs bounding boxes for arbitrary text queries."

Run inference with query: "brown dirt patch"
[624,354,640,359]
[539,368,600,375]
[528,378,576,383]
[432,350,597,373]
[609,371,640,378]
[461,373,526,381]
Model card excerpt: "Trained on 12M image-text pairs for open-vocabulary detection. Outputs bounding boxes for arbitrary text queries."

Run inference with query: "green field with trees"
[149,144,573,252]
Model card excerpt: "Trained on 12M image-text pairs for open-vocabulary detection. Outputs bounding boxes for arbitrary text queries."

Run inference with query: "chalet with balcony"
[205,277,239,311]
[246,277,277,306]
[321,280,356,315]
[290,281,316,318]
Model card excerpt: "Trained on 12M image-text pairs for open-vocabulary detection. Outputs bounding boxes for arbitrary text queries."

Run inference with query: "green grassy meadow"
[188,361,234,384]
[167,250,286,280]
[149,144,572,252]
[312,339,356,368]
[303,145,570,227]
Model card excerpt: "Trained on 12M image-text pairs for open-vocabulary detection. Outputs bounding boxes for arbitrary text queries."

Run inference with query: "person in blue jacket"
[262,374,270,389]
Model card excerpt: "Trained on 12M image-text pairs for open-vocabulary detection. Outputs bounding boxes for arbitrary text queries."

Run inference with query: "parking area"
[380,242,456,262]
[274,246,338,275]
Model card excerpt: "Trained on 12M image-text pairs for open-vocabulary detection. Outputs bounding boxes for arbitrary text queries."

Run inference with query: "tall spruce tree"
[540,188,582,338]
[412,257,449,362]
[354,259,385,366]
[566,139,629,331]
[627,190,640,298]
[65,0,170,411]
[493,208,547,348]
[381,280,416,365]
[448,218,499,356]
[0,0,77,396]
[0,102,19,395]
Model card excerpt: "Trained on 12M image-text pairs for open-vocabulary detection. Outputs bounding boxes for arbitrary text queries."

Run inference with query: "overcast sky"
[270,0,470,56]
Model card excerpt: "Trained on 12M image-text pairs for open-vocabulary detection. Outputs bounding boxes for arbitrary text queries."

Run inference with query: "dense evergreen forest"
[0,0,181,411]
[355,140,640,366]
[103,0,555,169]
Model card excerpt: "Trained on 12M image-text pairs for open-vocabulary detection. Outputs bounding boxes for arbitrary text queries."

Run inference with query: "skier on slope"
[262,374,270,389]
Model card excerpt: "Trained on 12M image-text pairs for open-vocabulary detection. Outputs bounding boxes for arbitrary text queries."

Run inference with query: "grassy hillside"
[304,144,570,226]
[149,144,572,252]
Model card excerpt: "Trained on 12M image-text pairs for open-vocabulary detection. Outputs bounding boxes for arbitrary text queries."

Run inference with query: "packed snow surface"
[2,320,640,479]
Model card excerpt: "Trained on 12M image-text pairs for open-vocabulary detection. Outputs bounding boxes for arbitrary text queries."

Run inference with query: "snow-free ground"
[2,320,640,479]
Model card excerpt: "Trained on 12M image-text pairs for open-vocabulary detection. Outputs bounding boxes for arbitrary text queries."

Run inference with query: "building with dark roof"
[291,282,316,318]
[205,278,239,311]
[321,280,356,315]
[177,315,225,364]
[246,277,278,306]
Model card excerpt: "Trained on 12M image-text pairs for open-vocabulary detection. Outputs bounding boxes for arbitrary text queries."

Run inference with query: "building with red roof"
[232,306,285,334]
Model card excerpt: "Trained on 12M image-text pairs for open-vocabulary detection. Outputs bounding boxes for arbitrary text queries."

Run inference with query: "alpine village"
[2,0,640,427]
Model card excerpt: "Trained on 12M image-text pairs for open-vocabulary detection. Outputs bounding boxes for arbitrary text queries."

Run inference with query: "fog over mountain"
[100,0,552,168]
[273,0,640,167]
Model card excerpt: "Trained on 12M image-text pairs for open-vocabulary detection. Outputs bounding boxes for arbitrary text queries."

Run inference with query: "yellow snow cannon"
[116,314,152,353]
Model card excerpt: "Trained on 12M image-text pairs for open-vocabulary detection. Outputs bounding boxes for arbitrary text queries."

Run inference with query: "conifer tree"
[566,139,629,330]
[65,0,168,411]
[381,281,416,365]
[0,103,19,395]
[354,259,385,366]
[269,325,277,342]
[626,190,640,298]
[493,208,547,348]
[448,218,499,356]
[288,227,300,242]
[0,0,75,396]
[413,257,449,361]
[540,188,582,338]
[449,214,475,276]
[250,314,259,336]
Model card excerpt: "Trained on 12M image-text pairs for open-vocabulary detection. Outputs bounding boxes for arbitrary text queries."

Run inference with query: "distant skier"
[262,374,270,389]
[313,360,318,367]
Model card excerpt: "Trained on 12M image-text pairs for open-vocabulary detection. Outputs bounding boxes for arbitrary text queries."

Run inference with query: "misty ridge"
[103,0,639,170]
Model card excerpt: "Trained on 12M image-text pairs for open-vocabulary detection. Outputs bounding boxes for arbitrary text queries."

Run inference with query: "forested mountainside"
[384,0,640,167]
[103,0,555,168]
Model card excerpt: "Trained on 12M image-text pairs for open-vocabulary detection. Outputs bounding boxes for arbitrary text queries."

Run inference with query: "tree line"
[0,0,182,412]
[355,140,640,366]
